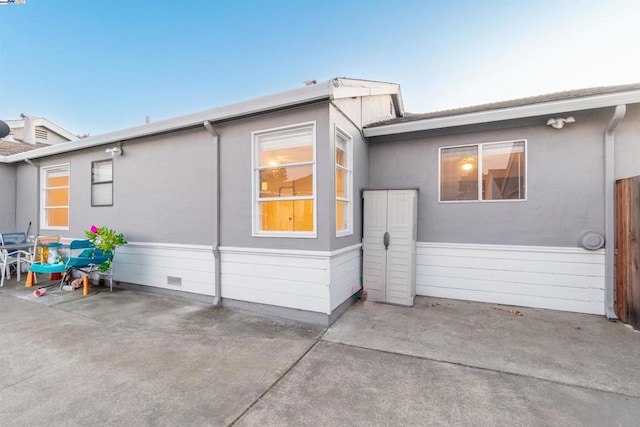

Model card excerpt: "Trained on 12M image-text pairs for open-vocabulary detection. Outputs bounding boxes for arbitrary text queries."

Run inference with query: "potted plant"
[84,225,127,272]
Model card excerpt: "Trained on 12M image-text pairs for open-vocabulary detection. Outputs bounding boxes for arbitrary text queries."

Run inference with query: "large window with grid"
[41,164,70,229]
[253,122,316,237]
[440,140,526,202]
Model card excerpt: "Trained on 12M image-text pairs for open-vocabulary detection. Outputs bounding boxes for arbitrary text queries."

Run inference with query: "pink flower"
[90,225,98,233]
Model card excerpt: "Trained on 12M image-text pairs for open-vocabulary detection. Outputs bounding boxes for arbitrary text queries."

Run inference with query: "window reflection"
[440,141,525,202]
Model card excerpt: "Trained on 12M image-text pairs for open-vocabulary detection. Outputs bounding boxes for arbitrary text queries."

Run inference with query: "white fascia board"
[35,118,79,141]
[332,79,404,116]
[333,84,401,98]
[364,89,640,137]
[5,120,24,127]
[5,118,78,141]
[4,81,334,163]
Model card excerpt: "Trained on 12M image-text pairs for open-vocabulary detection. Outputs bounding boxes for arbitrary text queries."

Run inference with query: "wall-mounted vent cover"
[578,231,605,250]
[35,128,48,140]
[167,276,182,286]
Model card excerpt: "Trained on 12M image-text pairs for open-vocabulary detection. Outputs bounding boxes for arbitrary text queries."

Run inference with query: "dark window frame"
[91,159,113,207]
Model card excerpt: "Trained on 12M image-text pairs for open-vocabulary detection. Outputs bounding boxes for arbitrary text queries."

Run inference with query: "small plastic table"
[26,263,90,296]
[38,242,64,280]
[26,262,65,285]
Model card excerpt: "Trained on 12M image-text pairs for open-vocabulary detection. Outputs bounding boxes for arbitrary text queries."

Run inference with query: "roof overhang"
[331,78,404,116]
[1,77,403,164]
[5,117,79,141]
[364,88,640,138]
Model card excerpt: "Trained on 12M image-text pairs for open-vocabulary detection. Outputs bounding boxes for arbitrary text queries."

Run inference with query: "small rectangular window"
[440,140,526,202]
[41,164,70,229]
[91,159,113,206]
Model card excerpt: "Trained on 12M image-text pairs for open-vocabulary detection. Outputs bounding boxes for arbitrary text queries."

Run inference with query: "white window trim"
[251,121,317,238]
[335,125,353,237]
[40,163,70,230]
[438,139,527,203]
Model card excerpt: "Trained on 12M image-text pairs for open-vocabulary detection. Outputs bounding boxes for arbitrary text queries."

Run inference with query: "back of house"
[1,79,639,324]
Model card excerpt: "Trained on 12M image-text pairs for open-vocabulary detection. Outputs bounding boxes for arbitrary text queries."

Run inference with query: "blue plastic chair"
[63,240,113,291]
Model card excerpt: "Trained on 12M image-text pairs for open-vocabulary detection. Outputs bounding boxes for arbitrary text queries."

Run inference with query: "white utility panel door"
[362,189,417,306]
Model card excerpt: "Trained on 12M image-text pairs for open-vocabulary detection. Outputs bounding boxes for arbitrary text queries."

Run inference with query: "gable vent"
[35,128,48,140]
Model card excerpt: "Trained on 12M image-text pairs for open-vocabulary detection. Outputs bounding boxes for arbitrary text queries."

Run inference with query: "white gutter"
[2,81,334,163]
[604,104,626,320]
[2,78,404,164]
[203,121,222,306]
[364,89,640,137]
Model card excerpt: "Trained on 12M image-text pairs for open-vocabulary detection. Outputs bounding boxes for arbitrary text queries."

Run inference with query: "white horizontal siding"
[220,244,362,314]
[329,245,362,310]
[417,242,605,315]
[98,241,362,314]
[113,243,215,296]
[220,247,330,314]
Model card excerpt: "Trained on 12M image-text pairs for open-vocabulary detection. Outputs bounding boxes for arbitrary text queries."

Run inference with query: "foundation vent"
[167,276,182,286]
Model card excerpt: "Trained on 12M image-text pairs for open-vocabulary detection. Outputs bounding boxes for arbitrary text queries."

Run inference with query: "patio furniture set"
[0,232,114,294]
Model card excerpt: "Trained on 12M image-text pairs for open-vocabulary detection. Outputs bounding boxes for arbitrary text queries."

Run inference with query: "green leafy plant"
[84,225,127,272]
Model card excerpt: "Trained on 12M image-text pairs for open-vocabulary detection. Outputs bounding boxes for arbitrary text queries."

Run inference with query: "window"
[91,159,113,206]
[253,122,316,237]
[335,126,352,236]
[41,164,70,229]
[440,140,526,202]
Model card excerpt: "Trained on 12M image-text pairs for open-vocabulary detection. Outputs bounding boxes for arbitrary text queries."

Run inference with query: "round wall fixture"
[0,120,10,139]
[578,231,605,250]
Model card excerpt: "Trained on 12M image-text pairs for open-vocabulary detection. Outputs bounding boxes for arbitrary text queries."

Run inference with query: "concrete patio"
[1,277,639,426]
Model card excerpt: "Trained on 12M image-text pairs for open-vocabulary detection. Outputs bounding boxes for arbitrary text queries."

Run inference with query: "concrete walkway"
[0,281,324,426]
[1,279,639,426]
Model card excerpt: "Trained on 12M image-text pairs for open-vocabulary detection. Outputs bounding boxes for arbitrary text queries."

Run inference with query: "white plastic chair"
[0,232,31,287]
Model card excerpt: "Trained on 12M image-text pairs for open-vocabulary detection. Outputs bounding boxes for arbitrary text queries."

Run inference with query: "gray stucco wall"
[329,104,369,251]
[369,108,626,247]
[219,103,331,251]
[16,128,216,244]
[15,163,37,235]
[614,104,640,180]
[0,163,16,233]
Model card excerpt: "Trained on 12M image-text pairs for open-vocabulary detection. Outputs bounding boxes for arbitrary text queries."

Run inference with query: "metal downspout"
[604,104,626,320]
[24,159,39,236]
[203,121,222,306]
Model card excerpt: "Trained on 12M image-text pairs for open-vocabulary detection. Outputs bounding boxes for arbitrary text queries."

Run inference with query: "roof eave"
[331,79,404,117]
[6,118,79,141]
[5,81,334,163]
[37,118,79,141]
[364,89,640,138]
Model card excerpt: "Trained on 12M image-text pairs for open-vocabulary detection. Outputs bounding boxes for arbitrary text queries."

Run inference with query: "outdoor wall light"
[105,144,123,156]
[546,116,575,129]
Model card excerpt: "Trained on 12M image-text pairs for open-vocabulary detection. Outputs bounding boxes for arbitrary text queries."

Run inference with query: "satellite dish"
[0,120,9,139]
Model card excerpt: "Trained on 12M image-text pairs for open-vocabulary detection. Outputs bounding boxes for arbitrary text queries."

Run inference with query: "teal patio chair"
[62,240,113,291]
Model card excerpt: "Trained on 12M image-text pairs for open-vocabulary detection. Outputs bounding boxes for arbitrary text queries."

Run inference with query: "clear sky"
[1,0,639,136]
